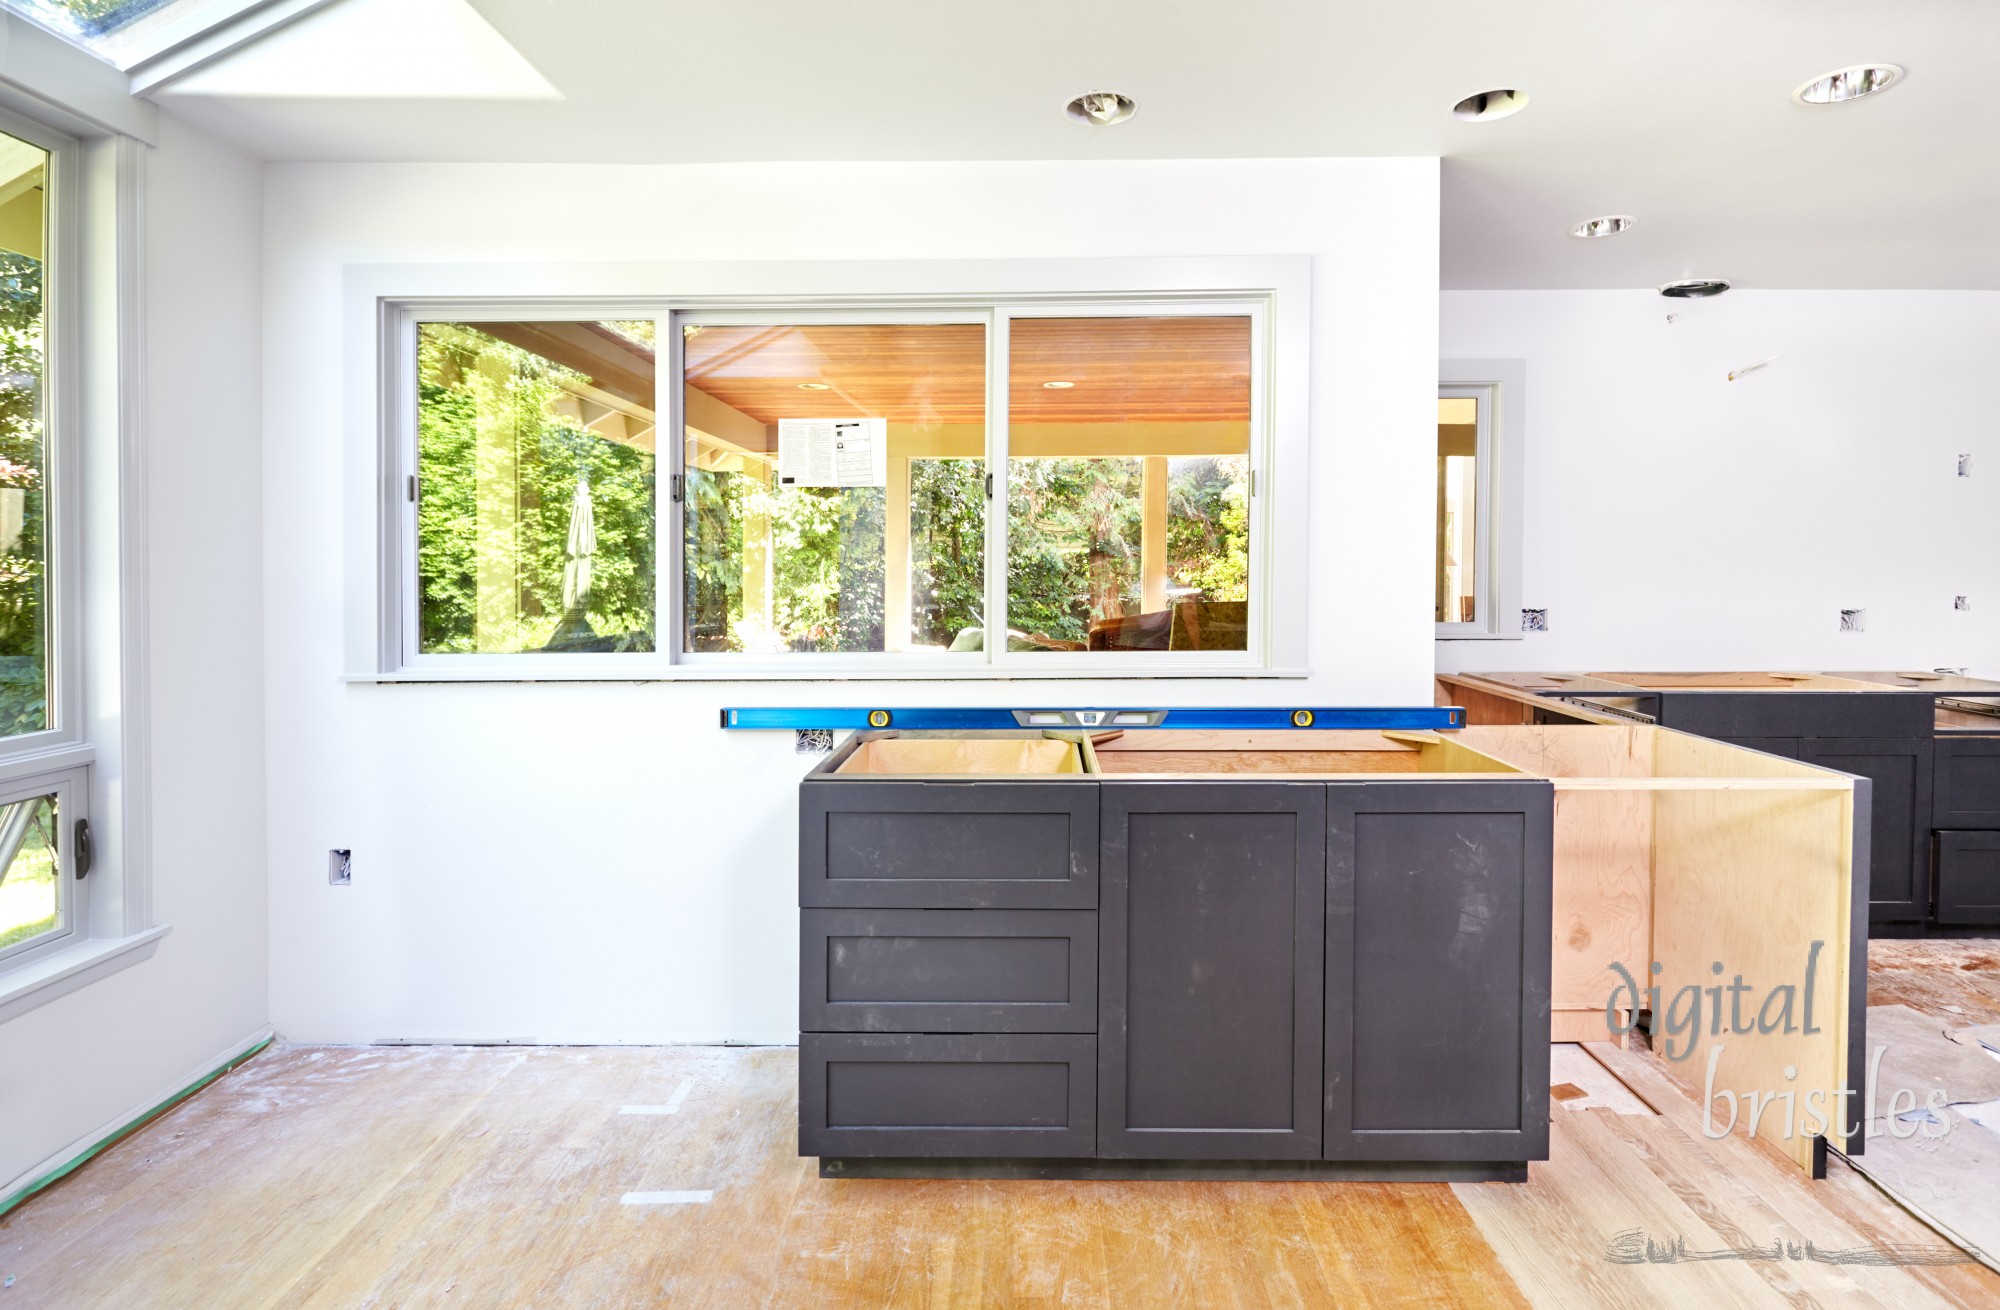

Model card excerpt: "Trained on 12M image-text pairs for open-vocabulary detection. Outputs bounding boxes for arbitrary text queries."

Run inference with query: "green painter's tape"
[0,1037,272,1220]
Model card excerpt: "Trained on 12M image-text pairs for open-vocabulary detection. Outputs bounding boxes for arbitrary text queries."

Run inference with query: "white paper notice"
[777,418,888,488]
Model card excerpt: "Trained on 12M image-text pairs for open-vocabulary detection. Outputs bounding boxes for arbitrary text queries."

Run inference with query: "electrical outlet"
[329,849,352,885]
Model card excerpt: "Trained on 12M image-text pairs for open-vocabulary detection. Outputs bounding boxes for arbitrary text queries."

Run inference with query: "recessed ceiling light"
[1042,380,1076,389]
[798,382,831,391]
[1570,215,1635,239]
[1452,89,1529,122]
[1659,278,1730,298]
[1066,91,1137,126]
[1793,64,1904,105]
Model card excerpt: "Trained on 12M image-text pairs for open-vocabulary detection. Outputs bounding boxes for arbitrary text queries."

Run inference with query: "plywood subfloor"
[4,1039,1997,1309]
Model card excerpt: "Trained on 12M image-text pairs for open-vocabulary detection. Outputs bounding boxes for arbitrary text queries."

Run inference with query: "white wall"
[262,158,1441,1043]
[1438,290,2000,678]
[0,112,268,1188]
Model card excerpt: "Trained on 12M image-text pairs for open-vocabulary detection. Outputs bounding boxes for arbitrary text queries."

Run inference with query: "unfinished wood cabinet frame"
[1455,723,1862,1176]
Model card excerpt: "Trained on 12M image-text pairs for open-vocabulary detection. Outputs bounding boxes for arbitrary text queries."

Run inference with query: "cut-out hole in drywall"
[1840,609,1868,632]
[796,729,834,755]
[1956,596,1972,612]
[1522,608,1549,633]
[1960,454,1974,477]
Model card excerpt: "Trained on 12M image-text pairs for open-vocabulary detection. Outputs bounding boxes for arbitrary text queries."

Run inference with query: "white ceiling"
[151,0,2000,289]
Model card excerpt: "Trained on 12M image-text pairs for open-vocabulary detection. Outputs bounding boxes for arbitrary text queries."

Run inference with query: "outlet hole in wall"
[1521,608,1548,633]
[1959,454,1973,477]
[329,849,352,885]
[1956,596,1971,612]
[795,729,834,755]
[1839,609,1867,633]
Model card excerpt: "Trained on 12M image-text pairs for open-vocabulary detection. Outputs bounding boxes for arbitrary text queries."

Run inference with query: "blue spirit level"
[719,706,1466,731]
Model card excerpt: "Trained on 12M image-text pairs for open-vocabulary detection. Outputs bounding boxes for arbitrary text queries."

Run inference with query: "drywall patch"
[1521,608,1549,633]
[795,729,834,755]
[1840,609,1868,633]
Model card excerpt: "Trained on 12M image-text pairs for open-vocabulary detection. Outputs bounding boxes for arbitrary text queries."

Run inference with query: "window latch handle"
[671,474,685,503]
[73,818,92,881]
[984,472,994,499]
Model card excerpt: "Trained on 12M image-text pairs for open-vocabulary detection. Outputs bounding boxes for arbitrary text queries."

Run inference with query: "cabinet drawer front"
[801,782,1099,909]
[1935,739,2000,829]
[1326,781,1553,1163]
[799,1033,1096,1158]
[802,909,1098,1033]
[1937,832,2000,926]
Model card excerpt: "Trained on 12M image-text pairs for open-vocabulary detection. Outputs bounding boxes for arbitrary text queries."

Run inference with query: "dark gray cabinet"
[1713,736,1803,760]
[1097,783,1327,1160]
[800,780,1098,909]
[1936,832,2000,926]
[1800,739,1933,922]
[1325,782,1553,1162]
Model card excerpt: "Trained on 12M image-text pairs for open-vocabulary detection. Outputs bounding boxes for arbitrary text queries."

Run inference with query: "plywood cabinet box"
[1444,670,2000,932]
[798,725,1865,1180]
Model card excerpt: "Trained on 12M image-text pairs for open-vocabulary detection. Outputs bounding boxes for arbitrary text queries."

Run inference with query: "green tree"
[0,250,48,735]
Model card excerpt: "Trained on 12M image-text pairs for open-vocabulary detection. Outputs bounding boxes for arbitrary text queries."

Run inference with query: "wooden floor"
[3,943,1998,1308]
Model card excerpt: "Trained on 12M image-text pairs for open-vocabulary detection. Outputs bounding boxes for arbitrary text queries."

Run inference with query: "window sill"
[0,926,171,1026]
[344,667,1313,684]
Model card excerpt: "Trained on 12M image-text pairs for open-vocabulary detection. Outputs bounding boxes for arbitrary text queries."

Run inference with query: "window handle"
[73,818,92,881]
[671,474,685,503]
[984,473,994,499]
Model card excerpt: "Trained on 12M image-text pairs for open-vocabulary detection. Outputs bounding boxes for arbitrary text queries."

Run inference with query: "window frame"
[1435,360,1527,641]
[0,766,88,967]
[369,266,1306,680]
[0,103,89,769]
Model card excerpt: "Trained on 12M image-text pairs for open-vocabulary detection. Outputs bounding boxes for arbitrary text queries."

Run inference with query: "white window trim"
[1436,359,1526,641]
[349,257,1312,681]
[0,89,164,1010]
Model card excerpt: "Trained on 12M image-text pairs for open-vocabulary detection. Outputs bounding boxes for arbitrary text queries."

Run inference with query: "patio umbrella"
[545,472,602,650]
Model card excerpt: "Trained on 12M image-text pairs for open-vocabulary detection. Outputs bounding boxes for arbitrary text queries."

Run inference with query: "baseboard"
[0,1025,275,1218]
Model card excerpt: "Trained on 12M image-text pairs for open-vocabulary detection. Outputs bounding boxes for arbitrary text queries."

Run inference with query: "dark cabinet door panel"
[1934,738,2000,829]
[1937,832,2000,926]
[799,1033,1096,1158]
[801,781,1098,909]
[1098,783,1326,1160]
[1658,691,1933,740]
[1800,739,1933,922]
[1326,781,1553,1162]
[801,908,1097,1033]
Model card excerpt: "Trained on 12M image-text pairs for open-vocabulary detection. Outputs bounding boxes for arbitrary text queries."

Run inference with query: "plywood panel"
[836,737,1082,775]
[1650,782,1855,1173]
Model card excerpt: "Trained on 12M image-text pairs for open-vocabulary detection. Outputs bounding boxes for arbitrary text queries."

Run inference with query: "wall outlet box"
[1956,596,1971,612]
[1839,609,1867,633]
[329,849,352,885]
[1521,608,1549,633]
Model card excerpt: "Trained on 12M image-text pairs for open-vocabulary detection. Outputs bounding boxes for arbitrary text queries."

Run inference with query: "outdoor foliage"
[416,325,656,653]
[0,250,48,736]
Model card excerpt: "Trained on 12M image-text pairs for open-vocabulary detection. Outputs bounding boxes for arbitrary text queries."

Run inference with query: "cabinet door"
[1936,831,2000,926]
[1800,739,1933,922]
[1097,783,1325,1160]
[1326,782,1553,1163]
[1933,738,2000,829]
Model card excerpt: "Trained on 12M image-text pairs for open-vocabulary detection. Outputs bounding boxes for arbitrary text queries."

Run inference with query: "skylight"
[0,0,269,68]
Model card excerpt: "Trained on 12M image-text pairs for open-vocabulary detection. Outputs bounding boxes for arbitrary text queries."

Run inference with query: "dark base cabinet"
[1937,831,2000,926]
[1799,739,1933,923]
[799,745,1553,1179]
